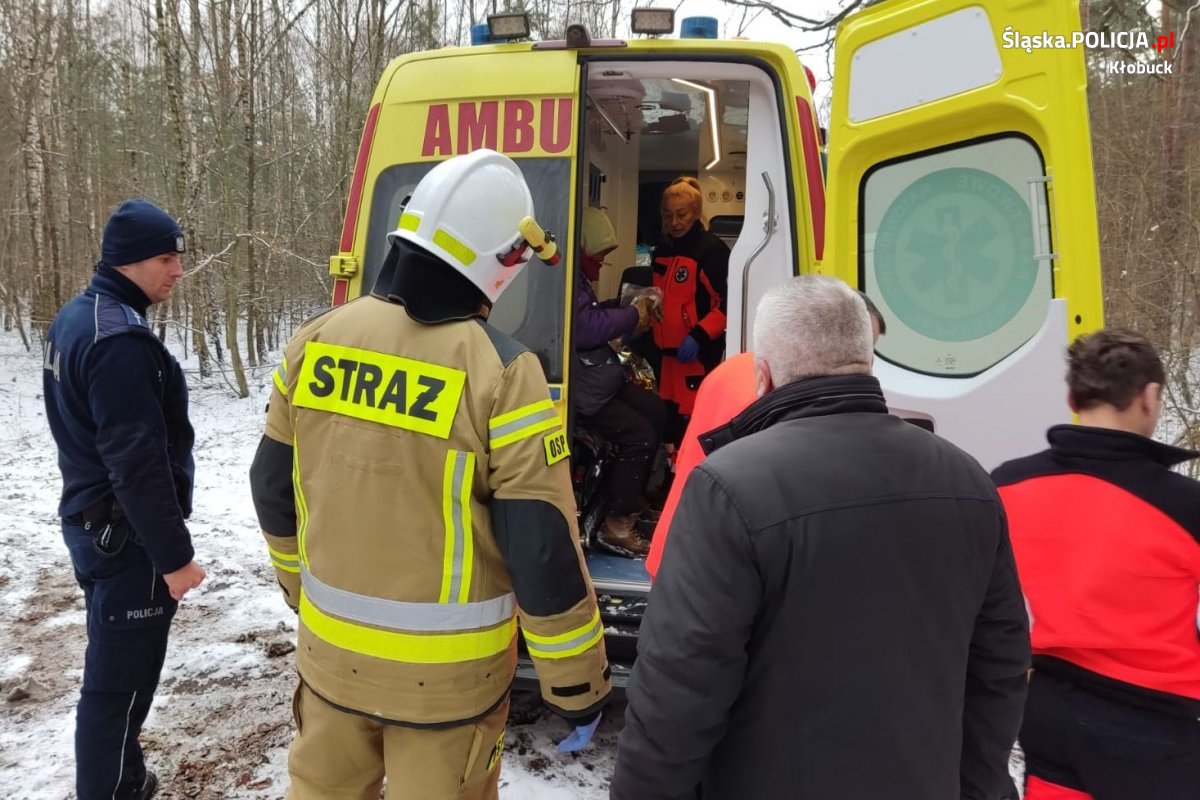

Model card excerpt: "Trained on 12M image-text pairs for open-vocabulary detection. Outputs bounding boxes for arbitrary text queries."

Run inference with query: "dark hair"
[856,290,887,335]
[1067,328,1164,411]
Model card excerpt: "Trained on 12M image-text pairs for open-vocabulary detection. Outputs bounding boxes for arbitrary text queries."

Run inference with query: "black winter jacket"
[43,266,195,573]
[611,374,1030,800]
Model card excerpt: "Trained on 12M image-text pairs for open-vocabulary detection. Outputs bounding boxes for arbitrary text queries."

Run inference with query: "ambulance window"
[363,159,571,381]
[860,135,1053,377]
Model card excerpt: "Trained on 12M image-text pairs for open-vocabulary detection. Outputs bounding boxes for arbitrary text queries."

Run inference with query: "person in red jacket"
[992,328,1200,800]
[647,293,885,578]
[650,177,729,446]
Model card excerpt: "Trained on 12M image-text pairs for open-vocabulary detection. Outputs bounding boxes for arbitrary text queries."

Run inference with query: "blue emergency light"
[470,23,492,45]
[680,16,718,39]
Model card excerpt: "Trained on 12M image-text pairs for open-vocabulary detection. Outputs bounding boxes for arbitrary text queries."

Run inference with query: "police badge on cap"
[101,199,186,267]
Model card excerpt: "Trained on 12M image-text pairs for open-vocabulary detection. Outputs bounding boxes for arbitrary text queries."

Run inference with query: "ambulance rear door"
[825,0,1104,470]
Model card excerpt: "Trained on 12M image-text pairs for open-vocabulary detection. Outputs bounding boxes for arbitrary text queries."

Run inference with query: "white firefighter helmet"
[387,149,540,303]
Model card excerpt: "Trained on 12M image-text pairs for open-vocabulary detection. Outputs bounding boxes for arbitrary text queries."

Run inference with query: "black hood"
[372,238,490,325]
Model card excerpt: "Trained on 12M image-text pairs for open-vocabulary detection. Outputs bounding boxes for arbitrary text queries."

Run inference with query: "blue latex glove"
[557,713,601,753]
[676,334,700,364]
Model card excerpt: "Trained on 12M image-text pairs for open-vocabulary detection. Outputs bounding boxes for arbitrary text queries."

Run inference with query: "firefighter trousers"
[287,681,509,800]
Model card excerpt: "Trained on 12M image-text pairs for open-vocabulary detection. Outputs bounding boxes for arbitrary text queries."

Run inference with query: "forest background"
[1,0,1197,442]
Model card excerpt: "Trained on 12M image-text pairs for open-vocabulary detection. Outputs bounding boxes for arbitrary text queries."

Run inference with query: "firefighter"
[650,176,730,446]
[249,149,611,800]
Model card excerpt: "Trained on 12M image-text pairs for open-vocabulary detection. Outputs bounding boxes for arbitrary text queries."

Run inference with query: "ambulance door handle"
[740,171,778,351]
[1026,175,1058,263]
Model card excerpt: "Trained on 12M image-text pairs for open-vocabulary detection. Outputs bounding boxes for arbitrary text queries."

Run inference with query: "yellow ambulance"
[326,0,1103,685]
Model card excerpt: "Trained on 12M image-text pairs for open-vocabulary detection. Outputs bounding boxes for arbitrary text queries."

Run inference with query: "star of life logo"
[1002,27,1177,75]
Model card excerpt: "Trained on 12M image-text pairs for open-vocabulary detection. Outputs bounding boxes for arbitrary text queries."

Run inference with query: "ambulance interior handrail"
[740,170,777,351]
[587,93,630,143]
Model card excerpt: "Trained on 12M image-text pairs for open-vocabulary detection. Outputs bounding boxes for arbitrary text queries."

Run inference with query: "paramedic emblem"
[673,266,689,284]
[873,167,1036,342]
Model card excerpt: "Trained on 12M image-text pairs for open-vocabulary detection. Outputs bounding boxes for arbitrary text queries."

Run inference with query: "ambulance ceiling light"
[672,78,721,170]
[631,7,675,35]
[487,12,531,41]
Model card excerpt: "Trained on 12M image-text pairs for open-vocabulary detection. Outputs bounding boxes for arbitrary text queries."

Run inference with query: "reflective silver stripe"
[300,565,514,632]
[489,407,559,442]
[444,450,470,603]
[524,618,604,655]
[271,553,300,572]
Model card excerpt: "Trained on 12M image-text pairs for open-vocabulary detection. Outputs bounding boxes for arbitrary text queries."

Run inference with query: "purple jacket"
[574,274,638,349]
[572,274,638,415]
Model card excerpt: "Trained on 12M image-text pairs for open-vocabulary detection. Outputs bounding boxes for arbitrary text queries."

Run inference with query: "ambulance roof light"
[680,16,718,39]
[470,23,492,46]
[487,11,531,41]
[631,7,675,35]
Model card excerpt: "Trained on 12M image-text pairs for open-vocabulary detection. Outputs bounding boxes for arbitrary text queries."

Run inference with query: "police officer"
[44,198,206,800]
[250,149,611,799]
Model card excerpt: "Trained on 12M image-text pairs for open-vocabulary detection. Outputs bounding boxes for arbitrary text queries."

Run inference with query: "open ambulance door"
[825,0,1104,471]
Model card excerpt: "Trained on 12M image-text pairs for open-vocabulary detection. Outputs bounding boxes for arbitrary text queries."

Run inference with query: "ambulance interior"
[573,68,756,574]
[582,71,749,302]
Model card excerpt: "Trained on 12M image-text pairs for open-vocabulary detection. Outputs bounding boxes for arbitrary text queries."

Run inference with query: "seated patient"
[572,207,665,558]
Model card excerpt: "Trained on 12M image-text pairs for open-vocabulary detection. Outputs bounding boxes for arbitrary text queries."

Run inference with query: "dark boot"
[597,514,650,557]
[133,770,158,800]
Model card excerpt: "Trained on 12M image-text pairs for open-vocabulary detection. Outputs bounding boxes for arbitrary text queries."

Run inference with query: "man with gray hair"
[612,275,1030,800]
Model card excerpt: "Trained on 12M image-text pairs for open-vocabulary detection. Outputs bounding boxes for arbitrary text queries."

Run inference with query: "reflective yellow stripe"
[433,228,477,266]
[399,211,421,231]
[273,358,288,396]
[268,544,300,574]
[489,399,561,449]
[299,593,517,664]
[293,435,310,569]
[439,450,475,604]
[523,609,604,660]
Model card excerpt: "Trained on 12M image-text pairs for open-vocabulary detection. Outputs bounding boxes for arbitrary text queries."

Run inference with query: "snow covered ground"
[0,322,1031,799]
[0,328,616,799]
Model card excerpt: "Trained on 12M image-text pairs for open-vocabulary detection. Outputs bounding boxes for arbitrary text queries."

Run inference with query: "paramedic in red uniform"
[992,328,1200,800]
[650,177,729,446]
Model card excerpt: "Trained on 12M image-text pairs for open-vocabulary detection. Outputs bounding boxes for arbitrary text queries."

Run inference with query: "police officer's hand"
[165,559,206,601]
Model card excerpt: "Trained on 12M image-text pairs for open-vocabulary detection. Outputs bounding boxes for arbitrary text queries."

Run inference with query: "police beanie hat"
[101,199,186,267]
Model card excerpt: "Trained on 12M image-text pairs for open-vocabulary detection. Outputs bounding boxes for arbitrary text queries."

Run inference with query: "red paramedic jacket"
[650,222,729,413]
[992,425,1200,717]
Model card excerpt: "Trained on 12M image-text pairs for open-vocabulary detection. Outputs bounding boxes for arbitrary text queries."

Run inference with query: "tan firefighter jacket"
[250,295,611,725]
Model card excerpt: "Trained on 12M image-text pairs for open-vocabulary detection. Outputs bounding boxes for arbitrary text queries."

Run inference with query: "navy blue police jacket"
[43,266,195,574]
